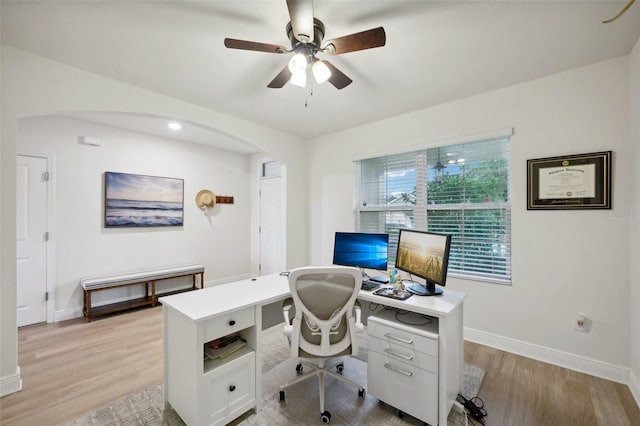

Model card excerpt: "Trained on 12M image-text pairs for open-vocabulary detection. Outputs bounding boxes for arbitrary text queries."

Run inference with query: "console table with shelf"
[160,272,464,426]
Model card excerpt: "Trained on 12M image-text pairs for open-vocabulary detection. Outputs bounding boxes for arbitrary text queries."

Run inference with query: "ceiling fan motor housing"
[286,18,326,49]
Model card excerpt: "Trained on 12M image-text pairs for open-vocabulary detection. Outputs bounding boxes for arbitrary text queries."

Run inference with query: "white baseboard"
[464,327,630,384]
[630,369,640,408]
[0,367,22,397]
[54,306,84,322]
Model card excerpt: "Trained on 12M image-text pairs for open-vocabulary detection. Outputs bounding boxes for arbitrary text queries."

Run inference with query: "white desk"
[161,272,465,426]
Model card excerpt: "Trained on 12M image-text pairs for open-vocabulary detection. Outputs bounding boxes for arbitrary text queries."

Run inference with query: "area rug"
[67,326,483,426]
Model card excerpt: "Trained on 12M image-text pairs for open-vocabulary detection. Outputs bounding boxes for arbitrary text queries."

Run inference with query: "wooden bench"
[81,264,205,321]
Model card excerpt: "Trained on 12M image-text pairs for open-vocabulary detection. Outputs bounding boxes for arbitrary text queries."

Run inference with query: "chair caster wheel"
[296,363,303,374]
[336,362,344,373]
[320,410,332,423]
[279,390,285,401]
[358,388,365,398]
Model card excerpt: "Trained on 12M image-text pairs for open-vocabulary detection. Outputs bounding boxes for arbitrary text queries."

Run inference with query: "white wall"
[1,46,309,396]
[308,56,632,383]
[629,37,640,404]
[18,115,252,320]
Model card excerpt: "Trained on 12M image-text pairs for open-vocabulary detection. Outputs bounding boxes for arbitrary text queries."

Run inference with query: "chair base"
[279,358,365,422]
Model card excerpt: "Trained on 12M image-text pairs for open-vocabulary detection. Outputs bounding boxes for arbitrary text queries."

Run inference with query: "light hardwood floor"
[1,306,638,426]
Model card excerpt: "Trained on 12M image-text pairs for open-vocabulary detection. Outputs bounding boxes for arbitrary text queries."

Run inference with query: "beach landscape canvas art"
[104,172,184,227]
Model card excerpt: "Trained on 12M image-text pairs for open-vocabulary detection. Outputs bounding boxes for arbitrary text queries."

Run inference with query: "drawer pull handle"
[384,333,413,345]
[228,320,236,326]
[384,363,413,377]
[229,385,236,392]
[384,348,413,361]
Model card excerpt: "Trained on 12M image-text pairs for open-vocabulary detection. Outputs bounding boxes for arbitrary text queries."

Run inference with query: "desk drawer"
[203,306,254,342]
[203,351,256,425]
[368,350,438,426]
[368,335,438,374]
[368,315,438,357]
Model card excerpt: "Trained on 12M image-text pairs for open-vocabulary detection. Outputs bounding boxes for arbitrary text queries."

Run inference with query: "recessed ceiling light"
[168,122,182,131]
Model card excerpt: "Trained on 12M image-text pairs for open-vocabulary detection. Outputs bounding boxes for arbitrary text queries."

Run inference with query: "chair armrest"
[354,306,364,333]
[283,304,293,336]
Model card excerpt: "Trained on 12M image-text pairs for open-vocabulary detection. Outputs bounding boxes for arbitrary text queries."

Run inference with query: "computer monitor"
[395,229,452,296]
[332,232,389,278]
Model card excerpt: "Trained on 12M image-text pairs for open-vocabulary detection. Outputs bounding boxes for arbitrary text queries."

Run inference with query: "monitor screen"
[332,232,389,271]
[395,229,452,296]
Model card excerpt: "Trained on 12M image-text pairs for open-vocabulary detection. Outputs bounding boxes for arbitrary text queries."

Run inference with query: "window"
[262,161,281,178]
[355,137,511,284]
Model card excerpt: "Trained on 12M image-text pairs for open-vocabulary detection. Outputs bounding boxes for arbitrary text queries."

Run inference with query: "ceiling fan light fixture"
[312,59,331,84]
[288,52,308,74]
[289,70,307,88]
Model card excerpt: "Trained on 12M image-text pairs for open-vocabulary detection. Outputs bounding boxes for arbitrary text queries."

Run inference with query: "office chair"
[279,266,365,424]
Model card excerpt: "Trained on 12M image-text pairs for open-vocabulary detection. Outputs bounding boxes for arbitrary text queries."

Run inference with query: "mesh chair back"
[288,266,362,358]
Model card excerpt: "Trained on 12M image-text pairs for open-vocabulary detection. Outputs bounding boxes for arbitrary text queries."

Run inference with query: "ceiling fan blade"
[224,38,288,53]
[323,61,353,90]
[602,0,635,23]
[323,27,386,55]
[287,0,315,43]
[267,66,293,88]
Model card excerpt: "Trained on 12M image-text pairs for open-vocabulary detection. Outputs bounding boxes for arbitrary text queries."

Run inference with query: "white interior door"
[259,176,284,275]
[16,155,48,326]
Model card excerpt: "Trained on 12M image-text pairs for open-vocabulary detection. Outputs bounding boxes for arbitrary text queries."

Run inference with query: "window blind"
[355,137,511,283]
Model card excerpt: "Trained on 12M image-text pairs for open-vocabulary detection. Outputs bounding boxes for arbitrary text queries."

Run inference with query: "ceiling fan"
[223,0,386,89]
[602,0,635,23]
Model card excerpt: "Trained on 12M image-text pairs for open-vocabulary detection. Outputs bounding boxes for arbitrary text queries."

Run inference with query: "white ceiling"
[2,0,639,152]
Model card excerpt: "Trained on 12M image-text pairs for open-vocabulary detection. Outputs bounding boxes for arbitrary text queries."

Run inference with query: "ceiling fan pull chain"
[305,86,313,108]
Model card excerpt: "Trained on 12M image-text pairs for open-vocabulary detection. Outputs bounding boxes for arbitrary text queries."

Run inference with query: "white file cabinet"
[367,309,440,426]
[164,303,258,426]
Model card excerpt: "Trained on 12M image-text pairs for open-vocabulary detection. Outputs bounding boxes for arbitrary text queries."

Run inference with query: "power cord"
[457,394,487,425]
[366,303,434,326]
[394,310,432,326]
[367,302,384,311]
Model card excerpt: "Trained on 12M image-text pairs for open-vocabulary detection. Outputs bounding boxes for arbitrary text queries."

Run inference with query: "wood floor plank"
[1,307,638,426]
[0,307,164,425]
[589,376,633,426]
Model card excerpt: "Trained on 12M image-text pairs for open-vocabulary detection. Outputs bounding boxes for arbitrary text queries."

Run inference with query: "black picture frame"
[104,172,184,227]
[527,151,612,210]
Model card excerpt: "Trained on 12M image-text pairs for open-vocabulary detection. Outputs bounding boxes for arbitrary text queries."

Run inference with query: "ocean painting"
[104,172,184,227]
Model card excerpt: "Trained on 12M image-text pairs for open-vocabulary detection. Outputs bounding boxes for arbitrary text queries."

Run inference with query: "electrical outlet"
[574,313,587,332]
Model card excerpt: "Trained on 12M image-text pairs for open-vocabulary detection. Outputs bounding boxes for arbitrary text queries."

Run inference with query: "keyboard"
[361,280,380,291]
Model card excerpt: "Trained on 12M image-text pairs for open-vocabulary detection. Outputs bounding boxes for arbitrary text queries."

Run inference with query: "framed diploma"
[527,151,612,210]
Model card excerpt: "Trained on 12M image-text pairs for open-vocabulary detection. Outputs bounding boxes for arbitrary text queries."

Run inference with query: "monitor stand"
[404,281,443,296]
[361,269,389,284]
[361,269,370,281]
